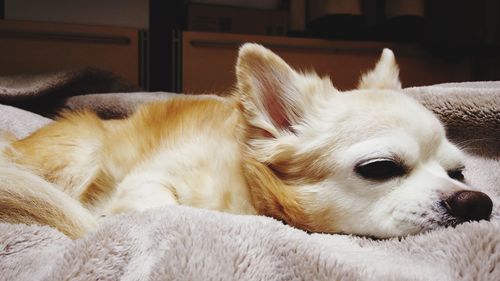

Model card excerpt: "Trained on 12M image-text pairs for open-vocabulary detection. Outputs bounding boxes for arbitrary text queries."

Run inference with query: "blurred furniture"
[151,0,500,93]
[183,31,472,93]
[0,20,140,86]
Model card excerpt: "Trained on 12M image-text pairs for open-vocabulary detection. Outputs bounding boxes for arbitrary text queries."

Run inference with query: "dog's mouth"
[435,214,468,228]
[395,196,493,236]
[419,197,492,231]
[436,201,466,228]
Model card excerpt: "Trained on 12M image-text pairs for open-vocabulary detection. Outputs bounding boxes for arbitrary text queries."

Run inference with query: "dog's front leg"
[105,170,178,214]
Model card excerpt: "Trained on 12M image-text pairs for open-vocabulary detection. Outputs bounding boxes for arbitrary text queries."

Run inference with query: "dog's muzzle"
[442,190,493,222]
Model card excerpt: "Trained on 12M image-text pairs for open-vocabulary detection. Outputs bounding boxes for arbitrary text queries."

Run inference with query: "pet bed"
[0,70,499,281]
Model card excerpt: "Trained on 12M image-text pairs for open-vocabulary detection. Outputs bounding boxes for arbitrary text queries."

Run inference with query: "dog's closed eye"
[447,169,465,182]
[355,158,406,181]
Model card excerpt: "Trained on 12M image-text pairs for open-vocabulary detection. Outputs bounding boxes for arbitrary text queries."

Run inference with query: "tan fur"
[3,90,325,237]
[11,97,244,199]
[0,139,96,238]
[0,44,480,239]
[243,158,338,232]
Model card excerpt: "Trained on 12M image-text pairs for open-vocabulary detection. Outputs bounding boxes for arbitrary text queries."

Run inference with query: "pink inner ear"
[263,91,291,130]
[259,73,291,131]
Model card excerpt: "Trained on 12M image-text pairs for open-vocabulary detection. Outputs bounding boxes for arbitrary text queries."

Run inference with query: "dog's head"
[236,43,493,237]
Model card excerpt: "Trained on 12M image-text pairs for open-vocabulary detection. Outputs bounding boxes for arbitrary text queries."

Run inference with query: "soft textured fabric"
[0,68,139,117]
[405,82,500,157]
[0,104,52,139]
[1,206,499,281]
[0,71,498,281]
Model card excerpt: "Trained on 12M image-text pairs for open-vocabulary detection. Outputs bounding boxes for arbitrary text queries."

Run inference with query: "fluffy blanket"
[0,70,499,281]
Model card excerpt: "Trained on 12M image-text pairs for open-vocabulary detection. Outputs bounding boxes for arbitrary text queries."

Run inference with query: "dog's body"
[0,44,492,239]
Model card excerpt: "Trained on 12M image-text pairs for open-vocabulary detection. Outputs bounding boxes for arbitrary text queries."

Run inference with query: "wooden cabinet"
[182,31,472,94]
[0,20,140,86]
[0,19,476,93]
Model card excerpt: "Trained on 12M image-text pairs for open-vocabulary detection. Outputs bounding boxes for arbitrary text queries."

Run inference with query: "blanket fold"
[0,71,498,281]
[0,68,139,117]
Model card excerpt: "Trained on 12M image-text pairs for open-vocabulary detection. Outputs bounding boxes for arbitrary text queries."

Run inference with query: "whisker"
[452,138,496,150]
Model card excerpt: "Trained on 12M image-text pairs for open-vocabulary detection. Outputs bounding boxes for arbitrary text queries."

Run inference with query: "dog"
[0,43,493,239]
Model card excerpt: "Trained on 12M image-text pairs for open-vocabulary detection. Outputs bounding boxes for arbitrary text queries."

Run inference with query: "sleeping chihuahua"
[0,44,492,239]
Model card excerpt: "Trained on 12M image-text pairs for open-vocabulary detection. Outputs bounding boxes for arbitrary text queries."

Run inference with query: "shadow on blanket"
[0,70,499,281]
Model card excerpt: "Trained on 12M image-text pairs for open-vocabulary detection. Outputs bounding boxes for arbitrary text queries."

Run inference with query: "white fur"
[358,48,402,90]
[2,45,486,238]
[238,44,476,237]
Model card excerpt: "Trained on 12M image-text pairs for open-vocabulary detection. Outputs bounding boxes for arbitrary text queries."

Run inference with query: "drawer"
[0,20,140,86]
[182,31,472,94]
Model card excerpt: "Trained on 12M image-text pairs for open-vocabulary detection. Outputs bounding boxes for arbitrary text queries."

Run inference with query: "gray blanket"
[0,71,499,281]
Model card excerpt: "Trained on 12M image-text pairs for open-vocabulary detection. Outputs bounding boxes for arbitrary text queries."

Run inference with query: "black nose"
[443,191,493,222]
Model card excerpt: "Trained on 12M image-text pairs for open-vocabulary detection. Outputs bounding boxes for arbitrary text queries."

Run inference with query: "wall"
[5,0,149,28]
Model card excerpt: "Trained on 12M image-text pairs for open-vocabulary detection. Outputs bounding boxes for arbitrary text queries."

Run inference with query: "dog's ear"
[236,43,306,137]
[358,48,401,90]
